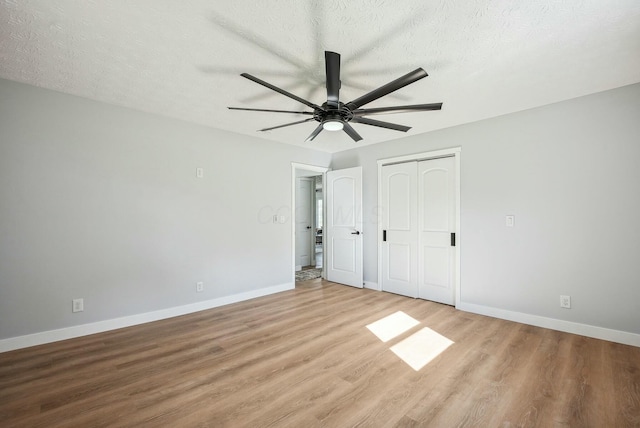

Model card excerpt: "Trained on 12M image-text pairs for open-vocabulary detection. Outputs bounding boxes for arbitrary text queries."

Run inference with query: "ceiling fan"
[228,51,442,142]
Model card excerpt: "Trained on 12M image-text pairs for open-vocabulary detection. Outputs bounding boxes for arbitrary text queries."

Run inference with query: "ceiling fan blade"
[259,118,315,132]
[241,73,323,111]
[305,124,324,141]
[353,103,443,115]
[350,117,411,132]
[345,68,428,110]
[342,122,363,142]
[325,51,341,108]
[228,107,314,115]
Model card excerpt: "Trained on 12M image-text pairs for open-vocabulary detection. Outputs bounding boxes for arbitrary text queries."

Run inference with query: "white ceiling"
[1,1,639,153]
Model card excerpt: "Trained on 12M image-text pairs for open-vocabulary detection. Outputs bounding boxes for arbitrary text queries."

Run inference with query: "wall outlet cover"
[72,298,84,313]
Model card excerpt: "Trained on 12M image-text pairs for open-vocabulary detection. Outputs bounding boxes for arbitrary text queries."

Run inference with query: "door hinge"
[451,232,456,247]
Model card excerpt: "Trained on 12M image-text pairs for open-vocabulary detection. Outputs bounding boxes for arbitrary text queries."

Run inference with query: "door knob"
[351,231,361,235]
[306,226,312,229]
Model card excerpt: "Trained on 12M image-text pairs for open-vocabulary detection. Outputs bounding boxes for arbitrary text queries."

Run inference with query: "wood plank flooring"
[1,279,639,427]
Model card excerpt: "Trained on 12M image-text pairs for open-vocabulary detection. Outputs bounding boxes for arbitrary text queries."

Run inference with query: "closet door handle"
[451,232,456,247]
[383,230,387,242]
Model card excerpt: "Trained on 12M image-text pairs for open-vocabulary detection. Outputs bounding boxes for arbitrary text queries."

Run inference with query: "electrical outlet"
[196,282,204,292]
[72,298,84,313]
[560,295,571,309]
[196,168,204,178]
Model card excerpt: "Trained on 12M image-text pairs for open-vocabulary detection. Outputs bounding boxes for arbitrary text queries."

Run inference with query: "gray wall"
[2,77,639,342]
[331,83,640,334]
[0,79,330,340]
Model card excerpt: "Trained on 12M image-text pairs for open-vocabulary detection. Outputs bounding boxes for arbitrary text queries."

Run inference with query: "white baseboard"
[0,282,294,353]
[457,301,640,348]
[364,281,379,291]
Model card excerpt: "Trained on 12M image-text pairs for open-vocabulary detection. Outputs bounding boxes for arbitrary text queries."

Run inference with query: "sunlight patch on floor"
[366,311,420,343]
[390,327,454,371]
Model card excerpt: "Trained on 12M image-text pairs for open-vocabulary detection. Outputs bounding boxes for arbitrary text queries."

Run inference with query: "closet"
[380,156,457,305]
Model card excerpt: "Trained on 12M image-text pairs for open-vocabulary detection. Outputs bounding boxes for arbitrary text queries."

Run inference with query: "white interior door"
[418,157,456,304]
[326,167,363,288]
[381,162,418,297]
[295,178,313,270]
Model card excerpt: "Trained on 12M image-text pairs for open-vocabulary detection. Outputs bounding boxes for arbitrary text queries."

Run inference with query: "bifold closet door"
[381,162,418,298]
[418,157,456,305]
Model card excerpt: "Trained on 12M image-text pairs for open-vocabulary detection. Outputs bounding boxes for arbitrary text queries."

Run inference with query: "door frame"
[376,147,461,307]
[291,163,328,283]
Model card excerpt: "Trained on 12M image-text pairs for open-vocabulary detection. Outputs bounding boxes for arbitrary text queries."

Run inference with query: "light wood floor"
[1,280,639,427]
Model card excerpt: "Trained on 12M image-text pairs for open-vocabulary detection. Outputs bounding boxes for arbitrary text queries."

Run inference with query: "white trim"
[364,281,379,291]
[0,282,294,353]
[376,147,461,167]
[458,302,640,348]
[454,151,461,308]
[377,147,462,304]
[291,163,329,282]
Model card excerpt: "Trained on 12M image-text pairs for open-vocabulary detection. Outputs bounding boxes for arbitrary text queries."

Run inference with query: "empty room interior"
[1,1,639,426]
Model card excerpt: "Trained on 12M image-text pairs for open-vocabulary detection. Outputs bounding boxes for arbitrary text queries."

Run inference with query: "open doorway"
[292,163,328,282]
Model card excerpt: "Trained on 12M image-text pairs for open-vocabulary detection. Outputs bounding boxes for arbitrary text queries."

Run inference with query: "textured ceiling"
[1,0,639,153]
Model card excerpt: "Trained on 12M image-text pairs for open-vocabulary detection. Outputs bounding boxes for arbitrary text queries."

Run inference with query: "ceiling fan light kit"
[228,51,443,142]
[322,119,344,131]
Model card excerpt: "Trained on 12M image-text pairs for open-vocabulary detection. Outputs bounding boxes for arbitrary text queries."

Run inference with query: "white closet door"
[381,162,418,298]
[418,157,456,304]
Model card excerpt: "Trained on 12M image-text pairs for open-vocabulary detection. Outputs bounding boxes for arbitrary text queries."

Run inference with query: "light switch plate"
[506,215,515,227]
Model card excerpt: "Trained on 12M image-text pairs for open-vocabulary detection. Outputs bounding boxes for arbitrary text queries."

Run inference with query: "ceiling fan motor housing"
[317,102,354,125]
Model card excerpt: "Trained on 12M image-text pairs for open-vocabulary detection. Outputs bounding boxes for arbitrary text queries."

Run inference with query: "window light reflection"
[390,327,454,371]
[366,311,420,343]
